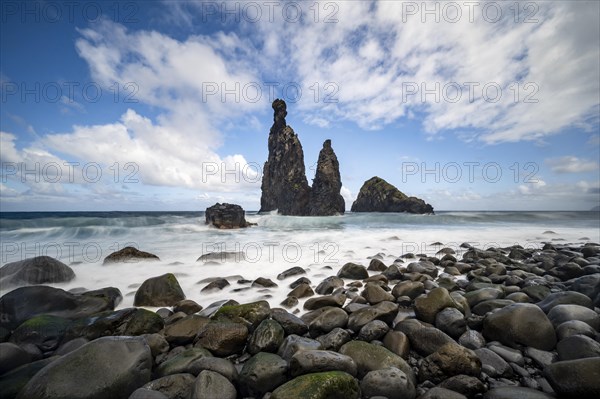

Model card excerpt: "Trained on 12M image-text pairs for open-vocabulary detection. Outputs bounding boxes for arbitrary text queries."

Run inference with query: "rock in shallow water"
[134,273,185,307]
[103,246,160,264]
[1,256,75,288]
[0,286,115,329]
[205,202,253,229]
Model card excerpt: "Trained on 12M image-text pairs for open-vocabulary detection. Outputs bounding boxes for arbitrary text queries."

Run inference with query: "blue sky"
[1,0,599,211]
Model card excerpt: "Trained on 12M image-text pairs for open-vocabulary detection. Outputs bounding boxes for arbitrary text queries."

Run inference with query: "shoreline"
[1,240,599,398]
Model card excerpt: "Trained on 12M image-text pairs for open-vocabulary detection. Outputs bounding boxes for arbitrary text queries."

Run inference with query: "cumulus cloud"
[340,186,353,208]
[241,1,599,142]
[546,156,599,173]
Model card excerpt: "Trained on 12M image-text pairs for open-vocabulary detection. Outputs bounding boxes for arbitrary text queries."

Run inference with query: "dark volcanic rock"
[360,367,416,399]
[259,99,311,215]
[196,321,248,357]
[271,371,360,399]
[0,286,115,329]
[17,336,152,399]
[239,352,288,397]
[308,139,345,215]
[350,176,434,214]
[205,202,253,228]
[103,246,159,264]
[134,273,185,306]
[544,357,600,398]
[1,256,75,288]
[482,303,556,350]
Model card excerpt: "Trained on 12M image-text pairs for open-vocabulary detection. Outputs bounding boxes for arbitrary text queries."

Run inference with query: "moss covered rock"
[65,308,164,341]
[10,315,71,352]
[271,371,360,399]
[103,247,159,264]
[213,300,270,330]
[339,340,415,383]
[134,273,185,307]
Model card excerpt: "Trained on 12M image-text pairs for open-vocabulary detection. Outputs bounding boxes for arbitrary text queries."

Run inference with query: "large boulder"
[271,371,360,399]
[17,336,152,399]
[482,303,556,350]
[419,342,481,383]
[195,321,248,357]
[103,247,159,264]
[290,350,357,377]
[259,99,311,215]
[307,139,345,216]
[239,352,288,397]
[339,340,414,382]
[192,370,237,399]
[0,342,32,375]
[133,273,185,306]
[0,286,115,329]
[414,287,458,324]
[0,256,75,288]
[544,357,600,398]
[360,367,416,399]
[64,308,164,341]
[212,300,270,330]
[350,176,434,214]
[0,357,58,399]
[10,314,71,352]
[205,203,253,228]
[141,374,195,399]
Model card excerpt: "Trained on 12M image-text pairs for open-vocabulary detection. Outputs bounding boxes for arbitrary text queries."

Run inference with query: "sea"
[1,211,599,311]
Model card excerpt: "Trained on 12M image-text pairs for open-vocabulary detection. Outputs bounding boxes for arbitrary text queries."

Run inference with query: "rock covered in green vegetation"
[271,371,360,399]
[134,273,185,306]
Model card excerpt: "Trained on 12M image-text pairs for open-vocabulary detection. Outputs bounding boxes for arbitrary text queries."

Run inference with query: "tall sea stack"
[259,99,311,215]
[308,139,345,215]
[259,99,345,216]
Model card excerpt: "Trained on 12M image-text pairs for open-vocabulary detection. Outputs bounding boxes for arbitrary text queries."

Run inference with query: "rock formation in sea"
[260,99,344,216]
[260,99,311,216]
[308,139,345,216]
[205,203,254,228]
[351,176,434,214]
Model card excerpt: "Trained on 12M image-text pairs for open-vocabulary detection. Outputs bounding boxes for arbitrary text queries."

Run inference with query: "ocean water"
[1,211,599,311]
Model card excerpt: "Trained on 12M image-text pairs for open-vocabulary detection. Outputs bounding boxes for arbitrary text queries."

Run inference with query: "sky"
[1,0,599,211]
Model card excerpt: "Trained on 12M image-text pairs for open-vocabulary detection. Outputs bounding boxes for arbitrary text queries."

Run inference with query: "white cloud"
[546,156,599,173]
[244,1,599,143]
[340,185,353,208]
